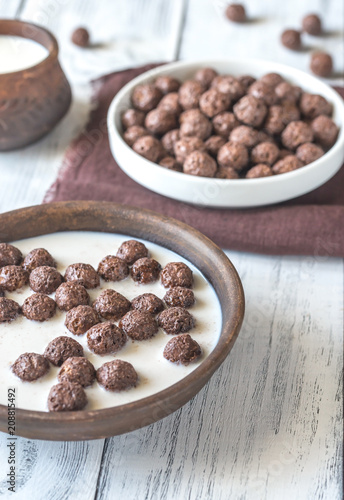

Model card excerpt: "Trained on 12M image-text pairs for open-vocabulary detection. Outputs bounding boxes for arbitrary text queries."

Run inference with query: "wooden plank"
[0,0,21,17]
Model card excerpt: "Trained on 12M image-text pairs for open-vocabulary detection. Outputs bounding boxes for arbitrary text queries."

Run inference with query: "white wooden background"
[0,1,343,499]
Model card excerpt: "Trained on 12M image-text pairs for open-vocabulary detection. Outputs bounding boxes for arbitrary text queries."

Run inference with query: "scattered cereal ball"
[281,29,302,51]
[116,240,148,265]
[233,95,267,127]
[133,135,164,162]
[124,126,149,147]
[272,155,303,174]
[65,305,100,335]
[48,381,87,412]
[96,360,138,392]
[183,151,217,177]
[44,336,84,367]
[302,13,322,36]
[22,248,56,273]
[275,82,302,104]
[161,129,180,155]
[154,75,180,94]
[161,262,193,289]
[93,289,131,321]
[215,166,239,179]
[163,334,202,365]
[248,80,278,106]
[131,257,161,284]
[145,108,178,135]
[164,287,195,308]
[178,80,204,110]
[251,142,280,165]
[300,93,332,119]
[121,108,145,130]
[55,282,89,311]
[212,112,239,138]
[225,3,246,23]
[259,73,284,88]
[97,255,129,282]
[180,109,212,140]
[0,297,20,322]
[159,156,183,171]
[12,353,49,382]
[131,293,164,315]
[246,164,273,178]
[217,142,249,171]
[311,115,338,148]
[58,357,96,388]
[205,135,227,158]
[194,67,218,89]
[158,92,182,115]
[0,265,28,291]
[229,125,260,148]
[0,243,22,268]
[29,266,63,294]
[119,310,158,340]
[211,75,245,101]
[281,121,314,150]
[64,263,100,289]
[237,75,256,90]
[157,307,195,335]
[71,27,90,47]
[131,84,162,112]
[296,142,324,165]
[199,88,231,118]
[173,136,206,163]
[87,322,127,355]
[22,293,56,322]
[310,52,333,77]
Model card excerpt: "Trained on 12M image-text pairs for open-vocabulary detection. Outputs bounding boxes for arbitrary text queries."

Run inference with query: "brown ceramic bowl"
[0,201,244,441]
[0,19,72,151]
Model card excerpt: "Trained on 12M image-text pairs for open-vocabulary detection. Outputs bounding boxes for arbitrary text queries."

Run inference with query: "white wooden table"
[0,1,343,499]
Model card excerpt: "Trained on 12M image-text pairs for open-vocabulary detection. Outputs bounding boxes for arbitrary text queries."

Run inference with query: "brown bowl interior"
[0,201,244,441]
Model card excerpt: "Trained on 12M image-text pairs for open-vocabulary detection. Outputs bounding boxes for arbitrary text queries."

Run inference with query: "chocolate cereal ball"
[0,243,22,268]
[124,126,148,147]
[281,29,301,51]
[205,135,226,158]
[225,3,246,23]
[22,248,56,272]
[0,265,28,291]
[64,263,100,289]
[131,84,162,112]
[44,336,84,367]
[211,75,245,101]
[163,334,202,365]
[281,102,301,125]
[161,129,180,155]
[233,95,267,127]
[12,353,49,382]
[264,106,285,135]
[272,155,303,174]
[58,357,96,388]
[180,109,212,140]
[116,240,148,265]
[119,310,158,341]
[144,108,178,136]
[48,381,87,412]
[183,151,217,177]
[121,108,145,130]
[87,322,127,355]
[212,112,239,138]
[238,75,256,90]
[215,166,239,179]
[154,75,180,94]
[0,286,4,297]
[157,307,195,335]
[96,360,138,392]
[251,142,280,165]
[178,80,204,110]
[296,142,324,165]
[22,293,56,322]
[71,27,89,47]
[246,164,273,178]
[194,67,218,89]
[275,82,302,104]
[0,297,20,323]
[302,14,322,36]
[281,121,314,150]
[218,142,249,171]
[162,264,193,291]
[259,73,284,88]
[248,81,278,106]
[300,93,332,119]
[97,255,129,282]
[311,115,338,148]
[131,293,164,315]
[159,156,182,172]
[93,289,131,320]
[164,287,195,308]
[229,125,260,148]
[55,282,89,311]
[310,52,333,78]
[65,305,100,335]
[131,257,161,284]
[199,88,231,118]
[30,266,63,294]
[133,135,164,162]
[158,92,182,116]
[173,136,206,164]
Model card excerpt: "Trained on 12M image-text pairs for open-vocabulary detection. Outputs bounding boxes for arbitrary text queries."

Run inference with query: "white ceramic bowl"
[108,59,344,208]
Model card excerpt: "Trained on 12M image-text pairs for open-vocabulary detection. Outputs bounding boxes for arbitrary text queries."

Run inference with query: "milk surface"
[0,35,48,74]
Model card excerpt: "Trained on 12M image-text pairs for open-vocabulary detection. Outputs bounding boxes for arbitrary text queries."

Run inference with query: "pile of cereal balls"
[121,68,338,179]
[0,240,201,412]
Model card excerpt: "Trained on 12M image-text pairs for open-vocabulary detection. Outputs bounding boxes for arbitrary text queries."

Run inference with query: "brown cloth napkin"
[44,64,344,257]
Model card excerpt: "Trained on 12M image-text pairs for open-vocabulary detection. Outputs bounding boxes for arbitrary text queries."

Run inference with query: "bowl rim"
[108,57,344,186]
[0,201,245,440]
